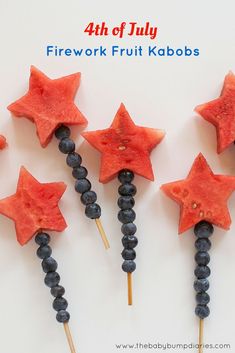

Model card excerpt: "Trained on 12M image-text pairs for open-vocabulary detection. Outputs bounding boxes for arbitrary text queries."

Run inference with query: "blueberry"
[195,252,210,266]
[118,209,136,224]
[85,203,101,219]
[51,285,65,298]
[195,265,211,279]
[122,235,138,248]
[55,125,71,140]
[72,166,88,179]
[194,279,210,292]
[118,183,137,196]
[121,223,137,236]
[44,272,60,288]
[81,191,97,205]
[37,245,52,259]
[121,249,136,260]
[75,179,91,193]
[194,221,214,238]
[56,310,70,323]
[118,196,135,210]
[53,297,68,311]
[66,152,82,168]
[59,138,75,154]
[118,170,134,184]
[195,238,211,252]
[35,232,50,246]
[122,260,136,273]
[196,292,210,305]
[195,305,210,319]
[42,257,58,273]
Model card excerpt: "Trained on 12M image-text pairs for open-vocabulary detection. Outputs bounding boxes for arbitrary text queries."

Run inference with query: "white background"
[0,1,235,352]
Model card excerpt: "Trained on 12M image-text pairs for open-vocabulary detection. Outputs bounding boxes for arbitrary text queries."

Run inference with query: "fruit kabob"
[82,103,165,304]
[161,153,235,353]
[0,167,76,353]
[7,66,109,249]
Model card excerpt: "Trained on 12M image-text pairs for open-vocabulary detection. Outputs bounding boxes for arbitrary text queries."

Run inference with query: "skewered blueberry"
[53,297,68,311]
[122,235,138,248]
[66,152,82,168]
[56,310,70,323]
[118,183,137,196]
[42,257,58,273]
[118,170,134,184]
[121,223,137,236]
[121,249,136,260]
[55,125,71,140]
[44,272,60,288]
[196,292,210,305]
[37,245,52,259]
[51,285,65,298]
[194,221,214,238]
[194,279,210,292]
[118,209,136,224]
[194,265,211,279]
[81,191,97,205]
[195,305,210,319]
[118,196,135,210]
[122,260,136,273]
[85,203,101,219]
[195,238,211,252]
[195,252,210,266]
[59,138,75,154]
[35,232,50,246]
[75,179,91,193]
[72,166,88,180]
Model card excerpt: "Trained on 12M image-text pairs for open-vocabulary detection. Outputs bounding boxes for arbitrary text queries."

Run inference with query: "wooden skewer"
[95,218,110,249]
[63,322,76,353]
[127,272,133,305]
[199,319,204,353]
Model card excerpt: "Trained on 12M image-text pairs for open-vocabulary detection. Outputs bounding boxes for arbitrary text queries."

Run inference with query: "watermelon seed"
[192,202,198,209]
[199,211,204,218]
[118,145,126,151]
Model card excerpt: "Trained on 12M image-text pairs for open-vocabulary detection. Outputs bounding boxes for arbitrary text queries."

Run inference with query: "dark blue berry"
[35,232,50,246]
[59,138,75,154]
[194,221,214,238]
[195,305,210,319]
[196,292,210,305]
[56,310,70,323]
[122,260,136,273]
[53,297,68,311]
[42,257,58,273]
[72,166,88,179]
[195,238,211,252]
[66,152,82,168]
[121,223,137,236]
[121,249,136,260]
[75,179,91,193]
[51,285,65,298]
[194,279,210,292]
[81,191,97,205]
[122,235,138,248]
[195,265,211,279]
[195,252,210,266]
[44,272,60,288]
[118,170,134,184]
[55,125,71,140]
[118,196,135,210]
[118,209,136,224]
[85,203,101,219]
[118,183,137,196]
[37,245,52,259]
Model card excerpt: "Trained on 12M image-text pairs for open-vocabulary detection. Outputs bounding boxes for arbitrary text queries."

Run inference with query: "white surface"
[0,1,235,352]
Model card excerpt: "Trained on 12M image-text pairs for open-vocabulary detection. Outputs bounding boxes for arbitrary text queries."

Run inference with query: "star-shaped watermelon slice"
[0,167,67,245]
[161,153,235,233]
[8,66,87,147]
[82,103,165,183]
[195,72,235,153]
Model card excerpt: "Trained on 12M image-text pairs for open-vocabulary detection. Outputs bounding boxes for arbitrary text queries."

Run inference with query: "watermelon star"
[161,153,235,233]
[0,167,67,245]
[82,103,165,183]
[8,66,87,147]
[195,72,235,153]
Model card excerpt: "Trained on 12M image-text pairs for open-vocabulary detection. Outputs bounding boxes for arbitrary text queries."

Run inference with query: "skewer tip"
[95,218,110,249]
[127,272,133,305]
[199,318,204,353]
[63,322,76,353]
